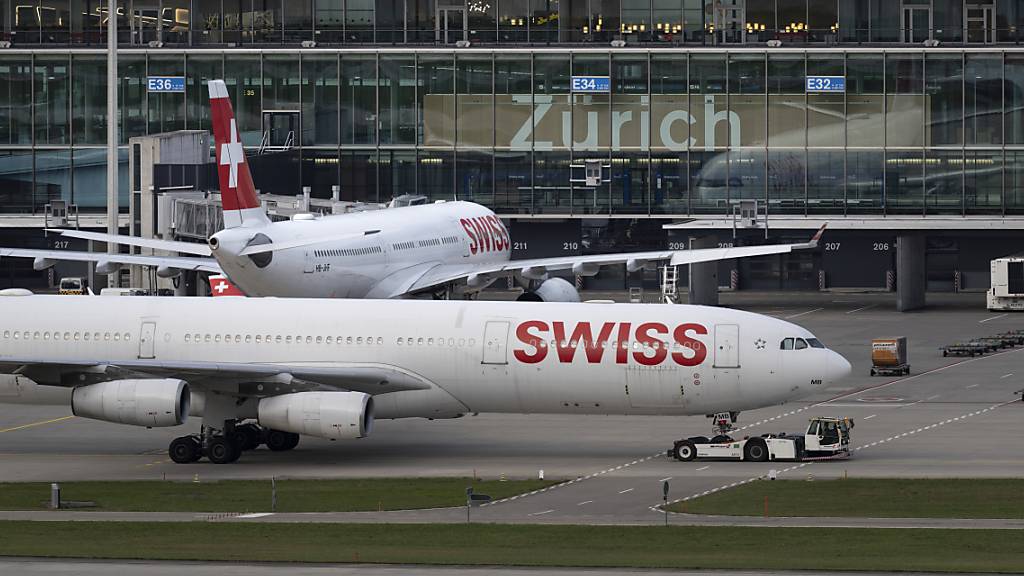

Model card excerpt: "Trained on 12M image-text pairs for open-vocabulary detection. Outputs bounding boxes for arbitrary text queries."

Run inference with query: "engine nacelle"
[258,391,373,440]
[517,277,581,303]
[71,379,189,427]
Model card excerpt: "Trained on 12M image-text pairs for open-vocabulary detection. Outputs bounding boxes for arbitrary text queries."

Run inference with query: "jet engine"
[71,379,190,427]
[258,391,373,440]
[517,277,581,303]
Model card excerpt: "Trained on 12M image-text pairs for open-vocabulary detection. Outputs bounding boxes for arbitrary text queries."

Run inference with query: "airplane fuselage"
[211,201,510,298]
[0,296,849,418]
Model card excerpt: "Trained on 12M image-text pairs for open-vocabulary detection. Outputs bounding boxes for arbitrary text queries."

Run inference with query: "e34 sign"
[571,76,611,93]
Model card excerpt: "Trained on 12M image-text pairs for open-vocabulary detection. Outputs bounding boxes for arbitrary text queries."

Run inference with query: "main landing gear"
[168,421,300,464]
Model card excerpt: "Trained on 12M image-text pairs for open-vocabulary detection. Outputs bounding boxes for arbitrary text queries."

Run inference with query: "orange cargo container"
[870,337,909,376]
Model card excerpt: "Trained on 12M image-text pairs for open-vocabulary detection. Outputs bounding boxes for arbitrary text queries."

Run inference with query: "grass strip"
[0,478,553,512]
[0,521,1021,572]
[667,478,1024,518]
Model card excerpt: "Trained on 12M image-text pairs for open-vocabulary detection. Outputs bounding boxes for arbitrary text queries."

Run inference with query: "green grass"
[0,478,554,513]
[0,522,1021,572]
[667,478,1024,518]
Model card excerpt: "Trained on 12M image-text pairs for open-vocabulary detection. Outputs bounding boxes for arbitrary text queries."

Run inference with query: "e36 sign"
[147,76,186,93]
[571,76,610,93]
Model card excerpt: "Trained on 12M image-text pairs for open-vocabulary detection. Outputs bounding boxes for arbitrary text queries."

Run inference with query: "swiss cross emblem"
[213,280,230,294]
[220,118,244,189]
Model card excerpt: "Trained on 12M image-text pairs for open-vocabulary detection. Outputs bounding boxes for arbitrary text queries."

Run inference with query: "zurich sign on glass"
[571,76,610,93]
[805,76,845,92]
[147,76,185,93]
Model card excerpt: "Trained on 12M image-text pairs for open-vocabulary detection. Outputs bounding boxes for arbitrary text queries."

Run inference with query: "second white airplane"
[7,79,825,300]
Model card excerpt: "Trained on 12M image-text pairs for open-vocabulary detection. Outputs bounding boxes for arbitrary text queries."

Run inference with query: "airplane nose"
[826,351,853,384]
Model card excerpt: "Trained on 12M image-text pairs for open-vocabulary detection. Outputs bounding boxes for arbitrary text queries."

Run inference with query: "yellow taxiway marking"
[0,415,74,433]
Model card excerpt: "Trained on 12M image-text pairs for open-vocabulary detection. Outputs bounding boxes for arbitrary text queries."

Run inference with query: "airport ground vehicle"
[670,416,854,462]
[987,256,1024,311]
[57,277,84,295]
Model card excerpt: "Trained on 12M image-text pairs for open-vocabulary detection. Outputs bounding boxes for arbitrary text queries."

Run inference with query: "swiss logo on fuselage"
[460,215,510,255]
[513,320,708,367]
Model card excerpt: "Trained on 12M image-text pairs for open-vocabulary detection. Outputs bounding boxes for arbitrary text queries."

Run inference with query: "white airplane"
[2,79,827,301]
[0,293,851,464]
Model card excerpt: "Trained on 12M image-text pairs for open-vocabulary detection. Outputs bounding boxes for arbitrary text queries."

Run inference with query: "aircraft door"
[626,367,685,408]
[713,324,739,368]
[138,321,157,359]
[481,321,510,365]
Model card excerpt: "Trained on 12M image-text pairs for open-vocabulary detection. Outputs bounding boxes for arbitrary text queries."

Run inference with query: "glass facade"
[4,47,1024,216]
[5,1,1024,46]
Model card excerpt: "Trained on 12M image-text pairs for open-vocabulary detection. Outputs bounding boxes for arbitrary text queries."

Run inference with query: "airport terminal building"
[2,0,1024,300]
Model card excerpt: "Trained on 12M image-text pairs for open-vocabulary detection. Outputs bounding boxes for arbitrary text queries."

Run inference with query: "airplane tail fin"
[208,79,270,229]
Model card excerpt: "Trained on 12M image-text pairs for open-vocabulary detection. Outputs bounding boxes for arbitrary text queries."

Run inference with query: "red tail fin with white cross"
[208,79,270,229]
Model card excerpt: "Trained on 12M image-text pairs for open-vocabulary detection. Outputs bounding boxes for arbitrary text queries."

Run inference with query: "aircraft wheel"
[207,436,241,464]
[168,436,201,464]
[235,423,263,451]
[743,438,769,462]
[673,440,697,462]
[266,429,299,452]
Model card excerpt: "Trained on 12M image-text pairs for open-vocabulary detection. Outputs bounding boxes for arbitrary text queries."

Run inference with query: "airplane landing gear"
[168,435,202,464]
[167,423,302,463]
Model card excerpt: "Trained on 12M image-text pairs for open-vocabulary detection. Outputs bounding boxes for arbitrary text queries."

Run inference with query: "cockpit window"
[807,338,825,349]
[794,338,808,350]
[780,338,794,350]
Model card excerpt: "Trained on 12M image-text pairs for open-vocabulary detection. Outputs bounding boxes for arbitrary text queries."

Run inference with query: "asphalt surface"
[1,291,1022,527]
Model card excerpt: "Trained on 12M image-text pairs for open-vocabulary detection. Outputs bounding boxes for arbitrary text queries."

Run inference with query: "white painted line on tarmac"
[696,465,710,471]
[846,304,877,314]
[1001,373,1014,379]
[979,314,1008,323]
[966,384,980,389]
[529,509,555,516]
[577,501,593,506]
[236,513,274,519]
[863,414,877,420]
[786,307,824,319]
[618,488,634,494]
[926,394,940,400]
[658,477,673,483]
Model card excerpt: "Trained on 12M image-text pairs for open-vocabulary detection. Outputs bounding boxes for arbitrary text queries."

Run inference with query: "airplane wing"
[396,225,826,296]
[0,248,222,274]
[1,357,432,396]
[46,229,213,256]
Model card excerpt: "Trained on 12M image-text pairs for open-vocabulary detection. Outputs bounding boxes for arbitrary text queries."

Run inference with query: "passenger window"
[780,338,794,350]
[84,332,90,341]
[255,335,262,343]
[316,336,322,344]
[795,338,808,350]
[427,338,434,345]
[245,335,252,343]
[74,332,80,341]
[43,332,49,340]
[114,333,120,341]
[286,336,292,344]
[347,337,353,345]
[215,335,221,343]
[185,334,191,343]
[124,333,130,341]
[357,337,364,345]
[275,335,282,343]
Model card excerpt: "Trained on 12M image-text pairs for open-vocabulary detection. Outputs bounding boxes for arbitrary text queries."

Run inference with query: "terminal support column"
[688,235,719,306]
[896,233,926,312]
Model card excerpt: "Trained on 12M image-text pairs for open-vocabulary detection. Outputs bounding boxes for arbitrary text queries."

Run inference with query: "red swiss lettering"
[615,322,632,364]
[671,323,708,367]
[472,217,491,253]
[460,218,479,255]
[632,322,669,366]
[513,320,548,363]
[552,321,615,363]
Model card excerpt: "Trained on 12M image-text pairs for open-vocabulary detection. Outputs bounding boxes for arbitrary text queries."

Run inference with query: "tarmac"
[0,291,1022,527]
